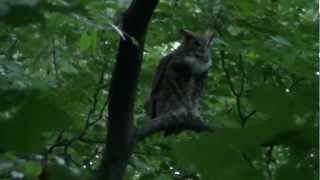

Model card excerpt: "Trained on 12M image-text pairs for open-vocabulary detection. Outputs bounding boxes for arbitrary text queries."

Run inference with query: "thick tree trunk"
[96,0,159,180]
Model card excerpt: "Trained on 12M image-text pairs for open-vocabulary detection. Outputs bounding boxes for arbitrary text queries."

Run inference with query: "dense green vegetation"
[0,0,318,179]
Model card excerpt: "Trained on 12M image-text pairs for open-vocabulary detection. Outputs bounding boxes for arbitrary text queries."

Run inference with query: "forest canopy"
[0,0,318,179]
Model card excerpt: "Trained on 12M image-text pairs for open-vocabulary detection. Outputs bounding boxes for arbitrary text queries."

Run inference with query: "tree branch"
[136,108,218,141]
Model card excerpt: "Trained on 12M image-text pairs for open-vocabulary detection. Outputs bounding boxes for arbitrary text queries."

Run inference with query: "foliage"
[0,0,317,179]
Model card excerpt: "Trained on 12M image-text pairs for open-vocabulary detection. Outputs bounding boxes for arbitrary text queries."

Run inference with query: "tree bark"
[96,0,159,180]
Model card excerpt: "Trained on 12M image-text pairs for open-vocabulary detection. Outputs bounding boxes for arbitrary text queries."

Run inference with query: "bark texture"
[96,1,159,179]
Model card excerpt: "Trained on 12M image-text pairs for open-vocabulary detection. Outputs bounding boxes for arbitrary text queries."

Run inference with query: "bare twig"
[83,65,108,130]
[238,54,245,96]
[288,77,304,90]
[265,145,274,179]
[44,66,108,156]
[6,39,18,60]
[45,131,65,156]
[241,152,255,168]
[79,137,105,144]
[220,50,256,127]
[220,50,238,96]
[51,38,60,84]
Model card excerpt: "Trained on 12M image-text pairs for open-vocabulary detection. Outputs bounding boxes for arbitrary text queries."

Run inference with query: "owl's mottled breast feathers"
[146,30,213,123]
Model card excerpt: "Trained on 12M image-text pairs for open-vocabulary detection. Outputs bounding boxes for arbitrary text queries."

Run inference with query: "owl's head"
[180,29,213,74]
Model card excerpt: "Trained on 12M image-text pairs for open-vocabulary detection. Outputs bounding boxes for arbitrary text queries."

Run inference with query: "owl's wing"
[145,54,172,117]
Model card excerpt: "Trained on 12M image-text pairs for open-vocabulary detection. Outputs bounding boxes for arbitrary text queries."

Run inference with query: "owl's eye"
[195,53,202,58]
[191,39,200,46]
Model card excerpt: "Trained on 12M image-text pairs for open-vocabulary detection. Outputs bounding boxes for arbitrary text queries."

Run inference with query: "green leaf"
[2,5,45,26]
[250,84,294,121]
[90,29,98,52]
[22,161,42,178]
[0,89,72,153]
[79,32,91,50]
[271,35,292,47]
[0,89,38,111]
[171,133,264,180]
[79,29,98,52]
[227,25,243,36]
[46,163,79,180]
[292,82,318,115]
[275,152,315,180]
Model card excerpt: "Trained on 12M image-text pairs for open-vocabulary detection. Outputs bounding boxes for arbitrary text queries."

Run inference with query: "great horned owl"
[145,30,213,133]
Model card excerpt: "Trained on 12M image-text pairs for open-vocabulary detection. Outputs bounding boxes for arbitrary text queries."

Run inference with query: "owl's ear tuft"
[206,31,214,45]
[180,29,195,40]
